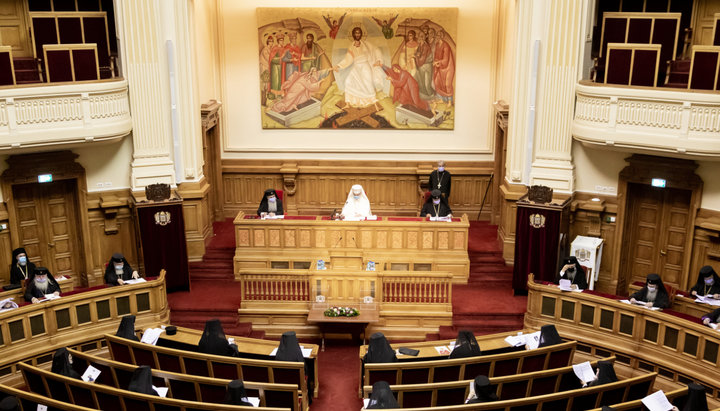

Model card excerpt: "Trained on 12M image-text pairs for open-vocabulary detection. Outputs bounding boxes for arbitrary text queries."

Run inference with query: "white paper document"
[141,327,165,345]
[524,331,541,350]
[43,293,61,300]
[572,361,596,383]
[81,365,101,382]
[641,390,674,411]
[152,386,169,397]
[710,323,719,330]
[124,278,147,284]
[619,299,662,311]
[363,398,370,408]
[434,346,451,355]
[36,405,47,411]
[55,275,68,281]
[504,335,526,347]
[261,215,285,220]
[247,397,260,407]
[429,216,452,222]
[695,295,720,306]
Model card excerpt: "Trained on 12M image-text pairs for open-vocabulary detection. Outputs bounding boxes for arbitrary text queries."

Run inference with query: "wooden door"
[0,0,32,57]
[624,183,691,289]
[12,180,83,278]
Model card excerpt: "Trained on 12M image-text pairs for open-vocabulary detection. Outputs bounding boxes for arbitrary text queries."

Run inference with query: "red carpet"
[167,218,527,409]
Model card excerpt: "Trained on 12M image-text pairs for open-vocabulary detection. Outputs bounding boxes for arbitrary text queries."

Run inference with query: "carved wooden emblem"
[575,249,591,262]
[528,185,553,204]
[145,183,171,201]
[154,211,171,226]
[529,213,546,228]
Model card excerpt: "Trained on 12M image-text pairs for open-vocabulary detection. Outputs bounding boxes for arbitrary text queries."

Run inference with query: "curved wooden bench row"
[67,348,299,411]
[525,275,720,398]
[360,372,657,411]
[361,357,614,408]
[0,271,169,377]
[18,362,289,411]
[105,334,309,406]
[156,325,320,398]
[363,340,576,388]
[0,382,95,411]
[588,386,689,411]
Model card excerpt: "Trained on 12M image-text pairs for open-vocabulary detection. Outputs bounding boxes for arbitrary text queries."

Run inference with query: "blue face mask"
[705,278,714,286]
[433,199,441,205]
[438,166,445,172]
[268,196,276,203]
[18,256,27,265]
[353,195,360,200]
[35,276,47,283]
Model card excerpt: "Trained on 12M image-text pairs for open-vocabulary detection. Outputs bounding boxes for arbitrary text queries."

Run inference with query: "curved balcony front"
[572,80,720,158]
[0,79,131,152]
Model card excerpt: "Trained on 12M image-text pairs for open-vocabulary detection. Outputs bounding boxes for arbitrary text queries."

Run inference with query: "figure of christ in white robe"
[341,184,372,220]
[335,28,386,108]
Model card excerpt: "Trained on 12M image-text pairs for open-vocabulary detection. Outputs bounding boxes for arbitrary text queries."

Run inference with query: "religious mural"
[257,8,457,130]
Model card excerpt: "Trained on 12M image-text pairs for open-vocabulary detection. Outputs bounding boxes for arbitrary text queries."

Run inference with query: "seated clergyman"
[690,265,720,299]
[257,189,284,217]
[24,267,61,303]
[557,256,588,290]
[341,184,372,219]
[629,273,669,309]
[421,189,452,218]
[104,252,140,286]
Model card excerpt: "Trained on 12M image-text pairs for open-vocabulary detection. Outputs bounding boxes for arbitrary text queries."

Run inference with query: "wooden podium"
[135,197,190,292]
[512,193,571,294]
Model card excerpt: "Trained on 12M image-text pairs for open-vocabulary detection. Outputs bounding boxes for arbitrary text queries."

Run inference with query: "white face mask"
[647,285,657,291]
[438,166,445,172]
[268,196,276,203]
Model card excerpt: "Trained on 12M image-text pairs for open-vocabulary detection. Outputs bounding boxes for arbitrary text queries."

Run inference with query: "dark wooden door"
[12,180,83,278]
[624,183,691,290]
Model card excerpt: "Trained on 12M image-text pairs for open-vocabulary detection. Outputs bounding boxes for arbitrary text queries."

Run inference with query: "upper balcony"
[0,79,131,152]
[572,81,720,158]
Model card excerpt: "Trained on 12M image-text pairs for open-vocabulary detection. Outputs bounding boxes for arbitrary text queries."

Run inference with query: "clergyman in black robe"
[198,319,238,357]
[429,160,451,199]
[366,381,399,409]
[225,379,254,406]
[276,331,304,363]
[9,247,36,286]
[128,366,159,396]
[558,256,588,290]
[421,189,452,218]
[51,347,81,379]
[257,189,284,217]
[629,273,670,309]
[449,330,481,359]
[587,360,618,387]
[702,307,720,327]
[116,314,140,341]
[24,267,61,303]
[690,265,720,299]
[104,252,140,286]
[537,324,562,348]
[682,383,709,411]
[465,375,499,404]
[363,332,397,363]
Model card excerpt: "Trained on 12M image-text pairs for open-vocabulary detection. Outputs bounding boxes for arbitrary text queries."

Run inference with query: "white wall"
[206,0,499,161]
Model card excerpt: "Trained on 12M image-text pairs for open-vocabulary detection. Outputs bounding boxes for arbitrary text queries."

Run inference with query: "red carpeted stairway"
[167,219,264,338]
[429,221,527,340]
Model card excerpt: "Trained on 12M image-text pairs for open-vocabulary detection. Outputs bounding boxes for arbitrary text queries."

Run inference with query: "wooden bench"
[0,381,94,410]
[105,334,310,407]
[19,362,289,411]
[43,43,99,82]
[67,348,300,411]
[605,43,662,86]
[362,340,576,388]
[688,45,720,91]
[362,357,614,408]
[360,372,656,410]
[587,386,689,411]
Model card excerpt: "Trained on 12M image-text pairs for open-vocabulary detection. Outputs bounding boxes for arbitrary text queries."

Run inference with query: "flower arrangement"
[323,306,360,317]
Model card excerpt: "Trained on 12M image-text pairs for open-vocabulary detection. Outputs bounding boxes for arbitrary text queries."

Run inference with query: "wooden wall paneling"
[497,181,526,263]
[0,203,12,286]
[221,160,494,219]
[691,208,720,291]
[178,178,213,262]
[86,190,138,285]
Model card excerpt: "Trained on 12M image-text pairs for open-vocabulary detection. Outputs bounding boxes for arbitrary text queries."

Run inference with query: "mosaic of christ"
[257,8,457,130]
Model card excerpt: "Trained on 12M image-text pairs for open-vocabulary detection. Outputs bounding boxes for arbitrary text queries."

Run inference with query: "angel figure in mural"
[323,12,346,39]
[372,14,399,39]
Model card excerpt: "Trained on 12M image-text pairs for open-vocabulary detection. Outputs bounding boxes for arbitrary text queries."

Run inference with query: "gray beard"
[566,271,576,281]
[34,279,49,294]
[646,288,658,301]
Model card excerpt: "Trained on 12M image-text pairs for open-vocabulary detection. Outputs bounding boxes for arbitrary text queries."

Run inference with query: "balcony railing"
[572,80,720,157]
[0,79,131,150]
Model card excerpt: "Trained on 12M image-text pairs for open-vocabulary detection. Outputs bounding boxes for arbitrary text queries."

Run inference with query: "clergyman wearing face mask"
[10,247,37,285]
[629,273,670,309]
[104,253,140,286]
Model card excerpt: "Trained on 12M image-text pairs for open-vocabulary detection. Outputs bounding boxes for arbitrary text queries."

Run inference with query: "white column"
[115,0,176,190]
[528,0,589,193]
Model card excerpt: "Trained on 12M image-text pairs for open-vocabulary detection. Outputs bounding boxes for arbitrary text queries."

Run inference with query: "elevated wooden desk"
[233,212,470,283]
